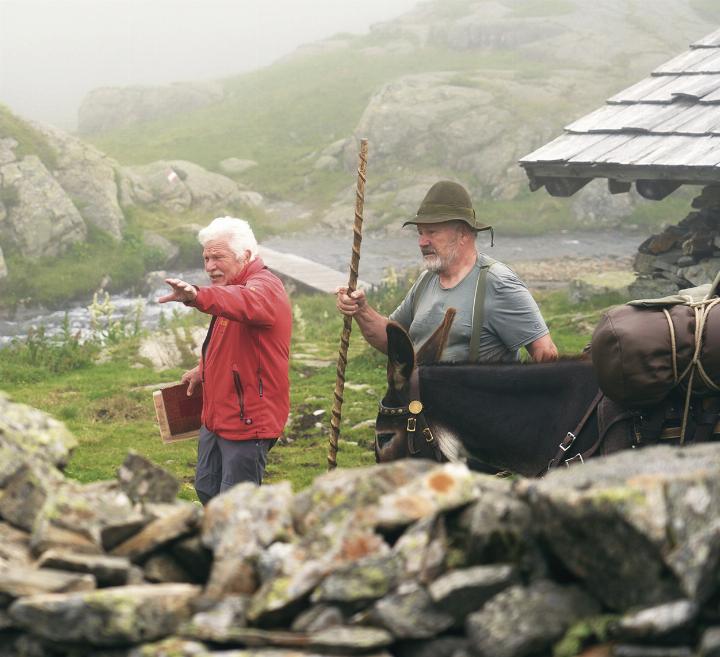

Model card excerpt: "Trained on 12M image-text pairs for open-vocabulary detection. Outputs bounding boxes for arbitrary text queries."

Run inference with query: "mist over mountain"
[1,0,719,307]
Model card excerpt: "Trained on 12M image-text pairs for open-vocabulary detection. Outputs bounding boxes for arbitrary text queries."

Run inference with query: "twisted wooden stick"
[328,138,368,470]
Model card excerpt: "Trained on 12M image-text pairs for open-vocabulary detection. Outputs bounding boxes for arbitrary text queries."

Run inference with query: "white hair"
[197,216,258,262]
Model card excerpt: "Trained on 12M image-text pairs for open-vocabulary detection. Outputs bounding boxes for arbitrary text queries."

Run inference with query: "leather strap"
[544,390,604,475]
[469,260,495,362]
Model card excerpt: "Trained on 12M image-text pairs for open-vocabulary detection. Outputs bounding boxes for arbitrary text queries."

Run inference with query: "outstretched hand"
[158,278,197,304]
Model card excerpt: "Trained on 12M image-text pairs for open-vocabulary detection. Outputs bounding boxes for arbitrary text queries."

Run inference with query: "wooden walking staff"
[328,138,368,470]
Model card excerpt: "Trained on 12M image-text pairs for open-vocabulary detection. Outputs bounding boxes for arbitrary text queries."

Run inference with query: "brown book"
[153,382,203,443]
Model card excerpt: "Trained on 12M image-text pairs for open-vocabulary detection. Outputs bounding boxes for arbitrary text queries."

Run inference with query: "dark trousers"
[194,425,276,505]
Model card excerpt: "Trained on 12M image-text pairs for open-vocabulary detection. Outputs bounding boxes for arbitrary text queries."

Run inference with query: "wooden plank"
[669,73,720,99]
[257,246,370,294]
[647,136,720,166]
[630,135,701,166]
[686,50,720,74]
[565,105,624,133]
[566,134,636,163]
[650,104,720,134]
[692,29,720,48]
[592,135,667,165]
[590,102,690,133]
[654,48,717,74]
[519,133,604,163]
[608,75,679,104]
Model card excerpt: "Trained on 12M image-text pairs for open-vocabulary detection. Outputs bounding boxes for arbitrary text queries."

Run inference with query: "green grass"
[0,103,58,170]
[1,279,623,500]
[505,0,575,18]
[0,224,166,311]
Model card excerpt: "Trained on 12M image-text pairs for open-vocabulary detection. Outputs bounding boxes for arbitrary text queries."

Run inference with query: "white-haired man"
[159,216,291,503]
[337,181,557,363]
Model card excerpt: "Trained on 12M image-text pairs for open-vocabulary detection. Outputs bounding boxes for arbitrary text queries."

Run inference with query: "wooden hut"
[520,28,720,296]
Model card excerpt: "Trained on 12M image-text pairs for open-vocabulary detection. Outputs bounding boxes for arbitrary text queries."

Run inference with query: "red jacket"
[191,257,291,440]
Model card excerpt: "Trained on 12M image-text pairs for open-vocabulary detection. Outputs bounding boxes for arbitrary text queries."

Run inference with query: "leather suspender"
[412,259,495,362]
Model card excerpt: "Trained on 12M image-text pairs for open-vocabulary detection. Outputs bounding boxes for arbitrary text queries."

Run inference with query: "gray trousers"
[195,425,276,505]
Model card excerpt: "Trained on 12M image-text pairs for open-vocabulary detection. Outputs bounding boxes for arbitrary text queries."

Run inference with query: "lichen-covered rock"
[36,549,139,588]
[465,580,601,657]
[392,514,448,585]
[202,482,295,599]
[117,451,180,505]
[365,583,454,640]
[32,480,147,554]
[0,566,95,606]
[610,599,699,642]
[519,444,720,610]
[311,554,400,604]
[0,392,77,471]
[112,503,201,562]
[428,564,519,621]
[371,463,486,531]
[9,584,200,646]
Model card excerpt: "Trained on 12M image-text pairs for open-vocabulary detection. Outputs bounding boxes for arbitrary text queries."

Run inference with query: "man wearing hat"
[336,180,557,363]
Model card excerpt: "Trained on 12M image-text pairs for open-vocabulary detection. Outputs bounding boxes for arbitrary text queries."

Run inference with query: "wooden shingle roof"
[520,28,720,200]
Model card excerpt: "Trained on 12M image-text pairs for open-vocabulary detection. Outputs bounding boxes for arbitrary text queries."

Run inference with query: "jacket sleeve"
[191,276,282,326]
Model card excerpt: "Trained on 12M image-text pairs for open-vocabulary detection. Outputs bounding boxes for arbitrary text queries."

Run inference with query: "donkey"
[375,312,638,477]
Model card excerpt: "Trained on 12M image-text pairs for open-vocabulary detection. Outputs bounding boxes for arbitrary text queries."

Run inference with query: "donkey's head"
[374,309,456,462]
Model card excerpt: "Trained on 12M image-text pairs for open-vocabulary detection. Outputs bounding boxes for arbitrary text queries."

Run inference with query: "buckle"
[423,427,435,444]
[407,417,417,432]
[565,453,584,467]
[559,431,576,452]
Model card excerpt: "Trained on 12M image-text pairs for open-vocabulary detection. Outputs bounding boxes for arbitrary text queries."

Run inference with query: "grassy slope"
[1,285,624,499]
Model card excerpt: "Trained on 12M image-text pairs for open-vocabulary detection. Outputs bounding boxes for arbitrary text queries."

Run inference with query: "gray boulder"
[78,81,224,134]
[465,579,600,657]
[519,443,720,610]
[34,122,125,239]
[0,155,86,258]
[9,583,200,645]
[119,160,249,214]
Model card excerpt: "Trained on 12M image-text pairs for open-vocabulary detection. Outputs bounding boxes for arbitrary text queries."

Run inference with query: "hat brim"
[403,216,492,232]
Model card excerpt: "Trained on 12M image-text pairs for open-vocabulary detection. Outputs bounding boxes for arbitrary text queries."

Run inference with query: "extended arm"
[336,287,389,354]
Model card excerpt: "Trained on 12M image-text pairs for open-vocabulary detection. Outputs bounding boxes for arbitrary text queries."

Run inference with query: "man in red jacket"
[158,216,292,504]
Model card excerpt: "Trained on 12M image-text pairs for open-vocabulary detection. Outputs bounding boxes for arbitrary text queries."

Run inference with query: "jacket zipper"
[254,330,264,398]
[232,370,245,418]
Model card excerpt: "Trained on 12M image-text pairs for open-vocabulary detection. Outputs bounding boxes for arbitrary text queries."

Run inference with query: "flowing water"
[0,230,641,346]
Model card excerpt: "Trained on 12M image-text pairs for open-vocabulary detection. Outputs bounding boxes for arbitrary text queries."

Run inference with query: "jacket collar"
[230,256,265,286]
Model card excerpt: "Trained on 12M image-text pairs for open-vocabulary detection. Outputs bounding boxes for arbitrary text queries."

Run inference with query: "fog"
[0,0,421,130]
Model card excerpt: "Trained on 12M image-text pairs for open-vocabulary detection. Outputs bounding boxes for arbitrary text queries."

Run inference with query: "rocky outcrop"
[35,123,126,239]
[119,160,259,214]
[5,393,720,656]
[78,81,225,135]
[0,154,86,258]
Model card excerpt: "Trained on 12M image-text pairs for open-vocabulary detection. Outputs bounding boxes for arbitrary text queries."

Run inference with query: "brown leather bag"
[591,276,720,408]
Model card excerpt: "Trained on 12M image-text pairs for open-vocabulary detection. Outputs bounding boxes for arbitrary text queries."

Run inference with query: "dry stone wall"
[630,186,720,299]
[3,392,720,657]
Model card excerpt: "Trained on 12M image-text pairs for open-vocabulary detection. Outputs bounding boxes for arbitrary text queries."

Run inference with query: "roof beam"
[635,179,682,200]
[541,177,592,197]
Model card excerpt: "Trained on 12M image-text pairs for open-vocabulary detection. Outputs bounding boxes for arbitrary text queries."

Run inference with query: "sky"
[0,0,421,129]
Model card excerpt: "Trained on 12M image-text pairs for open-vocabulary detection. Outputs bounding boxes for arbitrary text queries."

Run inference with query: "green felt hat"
[404,180,492,232]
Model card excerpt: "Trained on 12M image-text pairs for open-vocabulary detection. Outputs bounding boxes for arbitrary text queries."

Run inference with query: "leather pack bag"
[591,274,720,408]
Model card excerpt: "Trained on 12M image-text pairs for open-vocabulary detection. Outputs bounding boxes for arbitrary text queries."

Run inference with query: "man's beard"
[422,242,459,273]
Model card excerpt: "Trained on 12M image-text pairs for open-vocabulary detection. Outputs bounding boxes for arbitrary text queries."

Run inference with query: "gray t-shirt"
[389,255,549,362]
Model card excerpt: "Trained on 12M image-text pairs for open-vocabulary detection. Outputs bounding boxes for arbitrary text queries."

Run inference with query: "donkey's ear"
[416,307,456,365]
[386,321,415,391]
